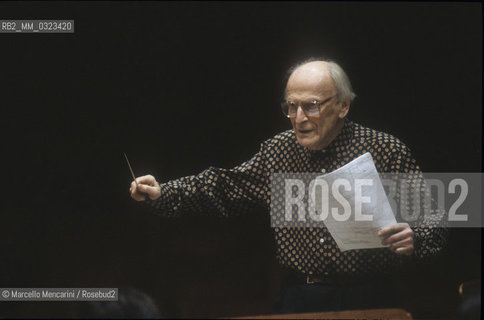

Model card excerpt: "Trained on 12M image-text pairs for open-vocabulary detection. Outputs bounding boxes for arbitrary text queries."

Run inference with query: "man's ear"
[339,100,350,118]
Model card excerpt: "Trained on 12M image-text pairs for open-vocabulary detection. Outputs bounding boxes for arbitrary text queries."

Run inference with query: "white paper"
[315,152,396,251]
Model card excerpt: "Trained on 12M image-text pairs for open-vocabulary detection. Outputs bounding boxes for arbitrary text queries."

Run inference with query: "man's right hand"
[129,174,162,201]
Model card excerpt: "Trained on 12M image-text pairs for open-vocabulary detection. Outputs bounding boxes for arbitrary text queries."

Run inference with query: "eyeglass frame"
[281,95,338,119]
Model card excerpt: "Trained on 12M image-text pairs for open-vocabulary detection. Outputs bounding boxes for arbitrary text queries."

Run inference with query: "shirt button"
[319,238,325,244]
[321,168,326,173]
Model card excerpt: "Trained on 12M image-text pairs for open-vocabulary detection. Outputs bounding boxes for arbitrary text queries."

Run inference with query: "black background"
[0,2,481,318]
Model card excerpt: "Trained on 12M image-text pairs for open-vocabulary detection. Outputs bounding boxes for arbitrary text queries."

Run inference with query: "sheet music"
[316,152,396,251]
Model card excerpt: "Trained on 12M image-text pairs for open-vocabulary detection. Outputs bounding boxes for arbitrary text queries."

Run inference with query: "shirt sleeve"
[145,142,270,218]
[388,146,449,260]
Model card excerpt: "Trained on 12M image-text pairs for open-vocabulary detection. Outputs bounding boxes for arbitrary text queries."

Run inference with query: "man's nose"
[295,106,308,123]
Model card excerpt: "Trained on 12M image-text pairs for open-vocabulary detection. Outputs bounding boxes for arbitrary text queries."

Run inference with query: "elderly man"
[129,59,446,313]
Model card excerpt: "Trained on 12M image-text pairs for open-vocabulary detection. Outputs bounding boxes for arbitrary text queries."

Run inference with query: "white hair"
[326,61,357,103]
[286,58,357,103]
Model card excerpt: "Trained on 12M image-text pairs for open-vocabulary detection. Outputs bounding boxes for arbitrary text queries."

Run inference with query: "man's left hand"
[378,223,414,256]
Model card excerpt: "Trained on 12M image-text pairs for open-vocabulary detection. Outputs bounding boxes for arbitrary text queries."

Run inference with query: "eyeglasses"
[281,95,336,118]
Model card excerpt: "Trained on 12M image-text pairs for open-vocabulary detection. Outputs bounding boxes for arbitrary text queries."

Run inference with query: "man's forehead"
[286,62,334,95]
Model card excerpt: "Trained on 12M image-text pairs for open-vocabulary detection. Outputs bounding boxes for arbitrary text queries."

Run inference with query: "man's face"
[285,63,349,150]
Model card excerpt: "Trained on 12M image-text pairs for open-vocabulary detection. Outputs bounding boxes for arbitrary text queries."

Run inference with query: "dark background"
[0,1,481,318]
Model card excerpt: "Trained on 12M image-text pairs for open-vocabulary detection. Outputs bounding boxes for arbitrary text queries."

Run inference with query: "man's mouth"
[297,128,313,134]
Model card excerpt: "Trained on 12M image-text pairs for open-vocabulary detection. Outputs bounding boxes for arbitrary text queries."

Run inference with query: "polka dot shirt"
[147,119,447,279]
